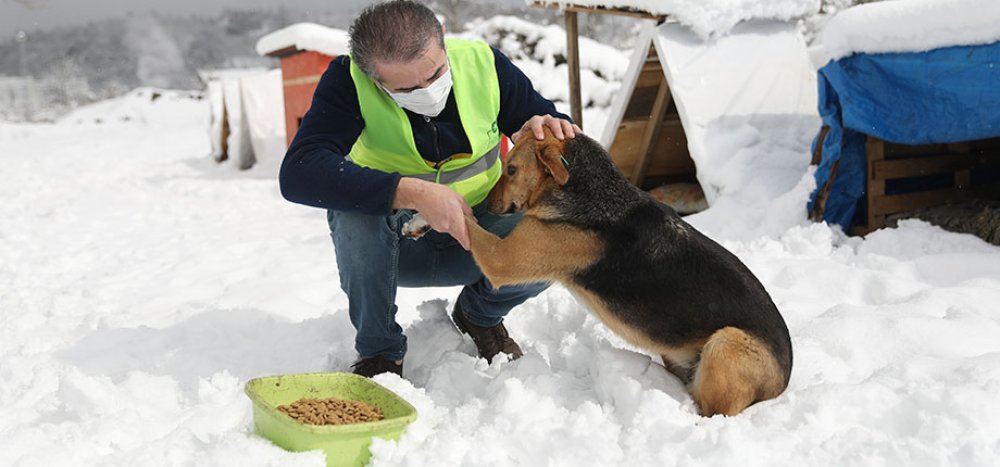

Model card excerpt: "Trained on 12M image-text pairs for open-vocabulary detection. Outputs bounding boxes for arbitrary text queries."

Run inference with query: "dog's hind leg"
[661,356,694,384]
[689,327,785,417]
[659,344,702,385]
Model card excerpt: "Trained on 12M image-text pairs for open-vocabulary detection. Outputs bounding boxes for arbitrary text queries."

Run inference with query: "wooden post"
[948,142,972,190]
[866,136,886,232]
[632,74,672,187]
[564,10,583,129]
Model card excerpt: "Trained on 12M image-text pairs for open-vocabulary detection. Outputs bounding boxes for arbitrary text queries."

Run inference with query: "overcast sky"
[0,0,374,37]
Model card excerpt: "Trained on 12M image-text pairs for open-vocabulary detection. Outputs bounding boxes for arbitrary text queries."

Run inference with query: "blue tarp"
[809,41,1000,229]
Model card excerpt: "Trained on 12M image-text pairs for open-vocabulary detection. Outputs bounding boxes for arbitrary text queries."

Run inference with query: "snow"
[461,15,631,136]
[5,12,1000,466]
[4,86,1000,467]
[255,23,350,58]
[532,0,820,38]
[812,0,1000,64]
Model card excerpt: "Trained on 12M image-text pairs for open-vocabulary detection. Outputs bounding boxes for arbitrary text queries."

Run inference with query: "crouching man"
[278,0,579,377]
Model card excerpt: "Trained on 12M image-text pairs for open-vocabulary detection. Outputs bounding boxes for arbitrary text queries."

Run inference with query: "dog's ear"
[537,143,570,186]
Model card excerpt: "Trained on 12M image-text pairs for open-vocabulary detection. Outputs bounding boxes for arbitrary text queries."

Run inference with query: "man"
[279,0,579,378]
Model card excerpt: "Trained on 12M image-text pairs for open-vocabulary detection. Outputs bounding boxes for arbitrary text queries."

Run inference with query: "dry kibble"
[277,397,384,426]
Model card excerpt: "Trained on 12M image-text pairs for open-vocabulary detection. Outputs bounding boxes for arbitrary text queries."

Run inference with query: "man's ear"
[537,143,570,186]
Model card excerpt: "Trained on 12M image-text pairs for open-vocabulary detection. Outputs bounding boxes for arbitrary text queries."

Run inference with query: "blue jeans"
[327,203,550,361]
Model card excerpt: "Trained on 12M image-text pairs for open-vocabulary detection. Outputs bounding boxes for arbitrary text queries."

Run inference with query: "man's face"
[374,39,449,93]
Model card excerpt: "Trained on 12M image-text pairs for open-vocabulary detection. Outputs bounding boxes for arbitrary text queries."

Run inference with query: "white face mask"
[382,67,453,117]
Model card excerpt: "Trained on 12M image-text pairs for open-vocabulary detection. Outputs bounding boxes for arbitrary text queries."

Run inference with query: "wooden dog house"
[532,1,819,200]
[807,1,1000,236]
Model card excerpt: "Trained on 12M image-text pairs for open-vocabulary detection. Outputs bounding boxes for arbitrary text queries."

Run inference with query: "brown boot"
[451,304,523,363]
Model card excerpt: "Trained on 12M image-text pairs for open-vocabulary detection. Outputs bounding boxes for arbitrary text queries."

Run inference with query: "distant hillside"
[0,8,355,121]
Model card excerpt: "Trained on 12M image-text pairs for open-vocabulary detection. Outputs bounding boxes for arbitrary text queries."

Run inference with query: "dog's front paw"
[402,213,431,239]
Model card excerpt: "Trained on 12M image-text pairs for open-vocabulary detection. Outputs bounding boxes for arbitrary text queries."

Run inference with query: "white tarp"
[239,69,286,173]
[220,77,254,169]
[207,80,225,161]
[204,69,286,171]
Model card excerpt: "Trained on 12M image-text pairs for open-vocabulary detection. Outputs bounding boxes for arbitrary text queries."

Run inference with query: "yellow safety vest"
[348,38,502,206]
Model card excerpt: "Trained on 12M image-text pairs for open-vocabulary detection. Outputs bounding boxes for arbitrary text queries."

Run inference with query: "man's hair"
[349,0,445,81]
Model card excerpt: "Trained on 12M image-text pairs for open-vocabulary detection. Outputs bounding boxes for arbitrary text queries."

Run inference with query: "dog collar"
[560,154,570,168]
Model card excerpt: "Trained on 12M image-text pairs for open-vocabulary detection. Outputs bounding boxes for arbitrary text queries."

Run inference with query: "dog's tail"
[690,327,788,416]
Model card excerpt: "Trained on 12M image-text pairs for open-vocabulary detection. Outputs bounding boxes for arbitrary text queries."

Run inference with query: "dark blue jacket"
[278,46,570,215]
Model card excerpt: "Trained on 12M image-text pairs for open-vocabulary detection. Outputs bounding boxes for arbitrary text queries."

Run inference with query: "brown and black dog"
[464,129,793,416]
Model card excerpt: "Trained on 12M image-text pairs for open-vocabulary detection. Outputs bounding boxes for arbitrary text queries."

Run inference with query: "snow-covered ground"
[3,85,1000,466]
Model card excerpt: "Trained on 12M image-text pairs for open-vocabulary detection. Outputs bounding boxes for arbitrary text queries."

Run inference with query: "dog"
[463,129,792,416]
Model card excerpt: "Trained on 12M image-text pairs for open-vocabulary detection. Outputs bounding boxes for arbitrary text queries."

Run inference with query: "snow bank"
[57,88,204,127]
[255,22,349,57]
[814,0,1000,64]
[532,0,820,38]
[461,15,631,135]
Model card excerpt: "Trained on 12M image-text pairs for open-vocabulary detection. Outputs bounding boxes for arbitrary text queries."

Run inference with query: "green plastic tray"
[245,372,417,467]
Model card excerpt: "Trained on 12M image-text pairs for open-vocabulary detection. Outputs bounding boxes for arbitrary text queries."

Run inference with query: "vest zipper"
[426,115,445,182]
[426,116,442,161]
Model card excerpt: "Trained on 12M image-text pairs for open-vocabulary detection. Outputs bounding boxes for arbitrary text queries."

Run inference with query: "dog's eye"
[507,165,517,176]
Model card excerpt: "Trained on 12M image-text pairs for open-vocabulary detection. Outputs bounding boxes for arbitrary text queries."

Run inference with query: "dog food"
[277,397,384,426]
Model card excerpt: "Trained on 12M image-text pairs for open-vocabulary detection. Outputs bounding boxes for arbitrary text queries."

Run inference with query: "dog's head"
[488,128,570,215]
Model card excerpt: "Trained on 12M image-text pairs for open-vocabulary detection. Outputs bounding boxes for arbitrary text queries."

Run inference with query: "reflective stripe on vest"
[347,143,500,185]
[347,38,502,206]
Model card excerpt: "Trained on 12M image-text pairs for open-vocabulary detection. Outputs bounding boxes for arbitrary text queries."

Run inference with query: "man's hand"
[511,115,582,143]
[394,177,473,250]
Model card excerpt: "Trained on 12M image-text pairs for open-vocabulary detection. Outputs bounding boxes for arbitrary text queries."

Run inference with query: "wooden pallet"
[859,136,1000,234]
[813,131,1000,235]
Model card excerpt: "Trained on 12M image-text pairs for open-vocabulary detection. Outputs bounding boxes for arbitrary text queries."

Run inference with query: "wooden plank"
[622,86,661,119]
[636,68,664,89]
[872,182,1000,216]
[872,154,1000,180]
[530,1,668,22]
[955,169,972,190]
[885,142,948,157]
[973,181,1000,199]
[866,136,887,231]
[953,141,974,191]
[564,11,583,129]
[874,188,963,215]
[811,126,829,166]
[609,120,690,181]
[971,137,1000,151]
[632,75,673,186]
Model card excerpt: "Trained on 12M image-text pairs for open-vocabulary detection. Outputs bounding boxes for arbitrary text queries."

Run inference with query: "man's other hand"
[394,178,473,250]
[512,115,581,143]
